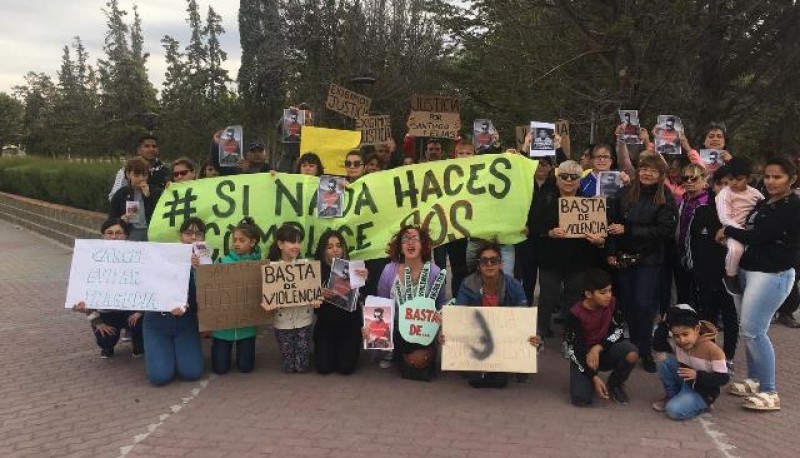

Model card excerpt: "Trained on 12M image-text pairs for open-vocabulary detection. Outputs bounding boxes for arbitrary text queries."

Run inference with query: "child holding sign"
[265,224,319,373]
[211,217,263,375]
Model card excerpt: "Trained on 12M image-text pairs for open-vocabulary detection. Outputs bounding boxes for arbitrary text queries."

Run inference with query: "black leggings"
[696,285,738,360]
[211,337,256,374]
[314,326,361,375]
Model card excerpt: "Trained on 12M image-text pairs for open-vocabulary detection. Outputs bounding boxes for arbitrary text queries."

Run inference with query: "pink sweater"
[715,186,764,227]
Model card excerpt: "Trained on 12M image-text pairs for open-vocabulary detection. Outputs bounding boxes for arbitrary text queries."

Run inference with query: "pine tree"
[238,0,285,138]
[205,6,230,100]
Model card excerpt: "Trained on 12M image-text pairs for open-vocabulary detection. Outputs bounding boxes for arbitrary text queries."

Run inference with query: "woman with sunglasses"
[171,158,197,183]
[344,150,366,182]
[607,154,678,372]
[449,241,540,388]
[674,164,709,304]
[531,160,606,338]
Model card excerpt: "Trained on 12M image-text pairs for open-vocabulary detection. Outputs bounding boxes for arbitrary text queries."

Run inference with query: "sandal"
[728,379,759,397]
[742,392,780,411]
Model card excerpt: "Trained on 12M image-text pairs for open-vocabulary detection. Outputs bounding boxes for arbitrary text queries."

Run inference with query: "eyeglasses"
[181,230,205,237]
[173,170,190,178]
[344,160,363,168]
[681,175,703,184]
[558,173,581,181]
[593,155,612,160]
[478,256,502,266]
[401,236,420,245]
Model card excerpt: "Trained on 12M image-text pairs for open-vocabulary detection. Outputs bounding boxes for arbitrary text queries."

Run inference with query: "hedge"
[0,157,120,213]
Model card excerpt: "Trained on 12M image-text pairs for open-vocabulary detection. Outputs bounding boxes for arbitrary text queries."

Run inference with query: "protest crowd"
[68,98,800,423]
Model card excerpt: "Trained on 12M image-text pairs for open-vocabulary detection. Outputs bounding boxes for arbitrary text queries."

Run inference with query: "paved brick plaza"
[0,219,798,458]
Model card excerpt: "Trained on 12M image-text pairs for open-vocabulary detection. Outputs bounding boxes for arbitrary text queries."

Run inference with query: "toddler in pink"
[715,158,763,294]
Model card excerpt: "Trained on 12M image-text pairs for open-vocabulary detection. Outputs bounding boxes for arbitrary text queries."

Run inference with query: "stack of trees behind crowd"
[0,0,799,161]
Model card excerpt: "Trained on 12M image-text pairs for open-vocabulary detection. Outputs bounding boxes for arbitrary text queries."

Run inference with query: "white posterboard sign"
[65,240,192,312]
[441,306,538,373]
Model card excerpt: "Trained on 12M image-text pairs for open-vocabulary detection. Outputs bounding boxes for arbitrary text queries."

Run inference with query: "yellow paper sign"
[299,126,362,176]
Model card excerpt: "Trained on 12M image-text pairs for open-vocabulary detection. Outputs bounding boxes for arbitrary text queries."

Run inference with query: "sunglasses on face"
[478,256,502,266]
[558,173,581,181]
[173,170,190,178]
[681,175,703,184]
[345,160,363,168]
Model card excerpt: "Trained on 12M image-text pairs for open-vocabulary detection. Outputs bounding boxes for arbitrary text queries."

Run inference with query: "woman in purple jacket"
[375,224,446,381]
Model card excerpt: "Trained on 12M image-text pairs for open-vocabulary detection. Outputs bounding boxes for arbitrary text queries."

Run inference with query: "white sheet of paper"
[349,260,366,288]
[65,240,192,312]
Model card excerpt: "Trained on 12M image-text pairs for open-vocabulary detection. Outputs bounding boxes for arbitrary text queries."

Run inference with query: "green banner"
[148,154,537,260]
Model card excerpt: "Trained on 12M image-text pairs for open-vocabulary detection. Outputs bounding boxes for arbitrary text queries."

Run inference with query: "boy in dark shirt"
[564,268,639,405]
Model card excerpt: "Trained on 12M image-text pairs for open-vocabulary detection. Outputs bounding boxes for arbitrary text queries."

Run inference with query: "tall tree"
[0,92,24,148]
[238,0,286,140]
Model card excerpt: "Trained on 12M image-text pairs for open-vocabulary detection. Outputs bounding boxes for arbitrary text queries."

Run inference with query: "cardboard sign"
[410,94,460,113]
[195,261,272,332]
[325,83,371,119]
[515,125,530,152]
[65,240,192,312]
[261,260,323,310]
[364,296,394,350]
[406,111,460,139]
[555,120,570,157]
[558,197,608,238]
[399,296,441,345]
[441,306,538,373]
[356,115,392,145]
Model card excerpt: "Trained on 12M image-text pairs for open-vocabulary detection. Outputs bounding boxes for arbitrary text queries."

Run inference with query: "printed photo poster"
[529,122,556,157]
[317,175,344,218]
[619,110,641,144]
[282,109,305,143]
[125,200,143,226]
[193,242,213,265]
[326,258,359,312]
[363,296,394,350]
[597,171,623,198]
[700,149,724,166]
[218,125,243,168]
[473,119,499,152]
[655,115,683,155]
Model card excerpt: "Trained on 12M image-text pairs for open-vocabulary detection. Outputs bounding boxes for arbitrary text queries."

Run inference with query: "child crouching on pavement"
[565,268,639,406]
[652,304,729,420]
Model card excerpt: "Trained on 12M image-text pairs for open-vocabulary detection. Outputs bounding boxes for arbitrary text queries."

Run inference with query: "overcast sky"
[0,0,242,95]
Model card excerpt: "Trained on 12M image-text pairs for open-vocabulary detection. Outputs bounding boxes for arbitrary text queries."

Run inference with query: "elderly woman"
[449,241,540,388]
[717,156,800,411]
[531,160,606,337]
[374,225,446,381]
[607,154,678,372]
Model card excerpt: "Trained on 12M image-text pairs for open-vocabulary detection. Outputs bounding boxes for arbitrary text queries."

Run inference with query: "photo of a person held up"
[529,121,556,157]
[618,110,641,144]
[317,175,344,218]
[218,125,243,168]
[282,109,305,143]
[363,297,394,350]
[655,115,683,155]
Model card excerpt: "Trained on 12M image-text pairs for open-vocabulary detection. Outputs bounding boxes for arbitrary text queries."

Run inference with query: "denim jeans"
[617,265,661,356]
[734,268,795,392]
[212,337,256,374]
[657,354,707,420]
[143,311,204,386]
